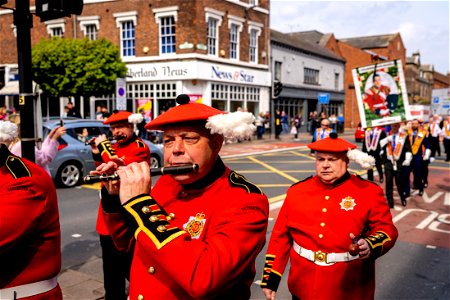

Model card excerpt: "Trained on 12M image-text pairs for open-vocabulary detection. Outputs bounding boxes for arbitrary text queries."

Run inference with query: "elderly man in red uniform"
[91,94,269,299]
[261,133,398,300]
[0,122,62,299]
[89,111,151,300]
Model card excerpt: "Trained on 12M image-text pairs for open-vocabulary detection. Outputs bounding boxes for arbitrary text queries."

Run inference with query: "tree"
[32,37,127,97]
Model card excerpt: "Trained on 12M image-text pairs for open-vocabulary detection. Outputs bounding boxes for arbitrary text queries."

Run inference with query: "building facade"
[270,30,346,131]
[405,51,433,104]
[0,0,271,119]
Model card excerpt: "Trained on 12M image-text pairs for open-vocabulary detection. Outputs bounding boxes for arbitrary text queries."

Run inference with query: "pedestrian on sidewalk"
[260,133,397,300]
[0,122,62,299]
[292,114,302,141]
[94,94,268,299]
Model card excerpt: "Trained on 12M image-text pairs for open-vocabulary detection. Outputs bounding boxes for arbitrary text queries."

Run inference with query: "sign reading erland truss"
[352,59,411,128]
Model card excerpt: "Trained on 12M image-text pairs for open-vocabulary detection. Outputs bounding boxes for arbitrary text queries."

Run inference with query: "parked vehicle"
[43,119,163,188]
[354,122,365,143]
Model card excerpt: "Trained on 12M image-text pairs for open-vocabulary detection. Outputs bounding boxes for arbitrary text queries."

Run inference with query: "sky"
[270,0,449,74]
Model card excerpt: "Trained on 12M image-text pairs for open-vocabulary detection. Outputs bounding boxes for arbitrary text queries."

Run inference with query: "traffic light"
[35,0,83,22]
[273,80,283,99]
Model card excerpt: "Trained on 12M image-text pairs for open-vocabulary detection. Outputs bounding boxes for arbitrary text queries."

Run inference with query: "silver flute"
[83,164,199,184]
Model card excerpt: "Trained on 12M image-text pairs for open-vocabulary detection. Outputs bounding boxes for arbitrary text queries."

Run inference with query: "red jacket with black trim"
[261,173,398,300]
[95,135,150,235]
[0,146,62,299]
[102,158,269,299]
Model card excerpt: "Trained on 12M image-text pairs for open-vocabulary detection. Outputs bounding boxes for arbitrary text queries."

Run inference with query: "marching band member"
[89,111,151,300]
[93,95,269,299]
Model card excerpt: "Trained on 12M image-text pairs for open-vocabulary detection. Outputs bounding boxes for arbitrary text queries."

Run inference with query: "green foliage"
[32,37,127,97]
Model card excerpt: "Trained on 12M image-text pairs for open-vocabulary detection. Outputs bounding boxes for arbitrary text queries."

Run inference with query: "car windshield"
[67,126,110,143]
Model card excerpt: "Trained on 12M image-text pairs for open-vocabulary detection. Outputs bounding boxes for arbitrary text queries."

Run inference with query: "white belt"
[293,241,359,266]
[0,277,57,300]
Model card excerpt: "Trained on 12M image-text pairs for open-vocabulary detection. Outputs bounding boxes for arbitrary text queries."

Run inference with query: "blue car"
[43,119,164,188]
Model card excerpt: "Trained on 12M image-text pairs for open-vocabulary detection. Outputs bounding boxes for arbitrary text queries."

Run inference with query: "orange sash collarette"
[387,132,406,161]
[408,129,426,155]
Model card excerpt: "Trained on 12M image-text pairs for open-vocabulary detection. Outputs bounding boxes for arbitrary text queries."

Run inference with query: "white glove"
[402,152,412,166]
[423,149,431,161]
[379,150,384,156]
[430,157,435,163]
[380,136,392,148]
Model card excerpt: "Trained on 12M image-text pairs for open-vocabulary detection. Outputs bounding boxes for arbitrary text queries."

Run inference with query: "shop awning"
[0,81,19,96]
[0,81,38,96]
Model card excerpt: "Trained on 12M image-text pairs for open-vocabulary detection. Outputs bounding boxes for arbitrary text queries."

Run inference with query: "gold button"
[157,225,167,232]
[138,295,144,300]
[318,234,324,239]
[325,196,330,200]
[142,206,150,214]
[148,266,155,274]
[320,222,325,227]
[149,215,159,222]
[166,212,175,221]
[322,208,327,213]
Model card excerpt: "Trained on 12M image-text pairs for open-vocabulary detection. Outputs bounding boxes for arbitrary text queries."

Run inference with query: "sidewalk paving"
[58,130,353,299]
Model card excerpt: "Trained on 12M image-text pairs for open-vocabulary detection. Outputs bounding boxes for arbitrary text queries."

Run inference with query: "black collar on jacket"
[182,156,226,191]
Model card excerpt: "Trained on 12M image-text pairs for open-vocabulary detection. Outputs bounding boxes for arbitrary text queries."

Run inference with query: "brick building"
[270,29,345,130]
[0,0,271,119]
[431,70,449,89]
[405,51,433,104]
[297,31,407,128]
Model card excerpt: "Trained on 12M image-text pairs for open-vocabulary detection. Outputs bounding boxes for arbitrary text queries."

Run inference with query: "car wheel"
[56,161,82,188]
[150,154,161,168]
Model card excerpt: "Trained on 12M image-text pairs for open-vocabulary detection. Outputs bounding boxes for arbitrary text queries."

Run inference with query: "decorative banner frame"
[352,59,411,128]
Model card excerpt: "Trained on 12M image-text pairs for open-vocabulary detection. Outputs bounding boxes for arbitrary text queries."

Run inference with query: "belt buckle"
[314,250,327,264]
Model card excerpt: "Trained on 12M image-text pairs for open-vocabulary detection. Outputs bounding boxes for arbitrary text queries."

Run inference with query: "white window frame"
[154,6,179,56]
[114,11,138,58]
[79,16,100,40]
[248,23,262,64]
[228,15,244,60]
[45,19,65,37]
[205,8,224,57]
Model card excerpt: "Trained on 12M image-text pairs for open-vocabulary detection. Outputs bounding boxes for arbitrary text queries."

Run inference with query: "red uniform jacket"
[102,158,269,299]
[94,135,151,235]
[261,173,398,300]
[0,146,62,299]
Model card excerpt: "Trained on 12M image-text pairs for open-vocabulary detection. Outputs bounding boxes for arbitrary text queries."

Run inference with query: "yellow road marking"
[247,156,299,183]
[268,194,286,203]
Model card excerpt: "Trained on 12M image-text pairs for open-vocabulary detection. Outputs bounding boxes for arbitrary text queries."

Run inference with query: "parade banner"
[352,59,411,128]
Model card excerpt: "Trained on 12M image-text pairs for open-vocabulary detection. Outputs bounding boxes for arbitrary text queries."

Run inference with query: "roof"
[270,29,344,62]
[289,30,325,45]
[340,33,398,49]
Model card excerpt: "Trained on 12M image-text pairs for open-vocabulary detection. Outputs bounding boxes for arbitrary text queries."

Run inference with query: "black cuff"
[260,254,281,292]
[92,152,102,162]
[101,186,122,212]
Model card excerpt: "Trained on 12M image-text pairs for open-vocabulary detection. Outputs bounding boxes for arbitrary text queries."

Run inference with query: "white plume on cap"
[206,111,256,140]
[128,113,144,124]
[347,148,376,170]
[0,121,19,144]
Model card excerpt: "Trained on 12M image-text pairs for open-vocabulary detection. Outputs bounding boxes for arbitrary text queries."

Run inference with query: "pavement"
[58,130,350,300]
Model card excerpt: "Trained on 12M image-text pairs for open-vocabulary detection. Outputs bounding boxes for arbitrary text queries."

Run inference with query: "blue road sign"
[318,93,330,105]
[433,97,440,104]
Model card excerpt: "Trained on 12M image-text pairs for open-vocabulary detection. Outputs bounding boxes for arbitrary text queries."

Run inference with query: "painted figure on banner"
[352,60,411,129]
